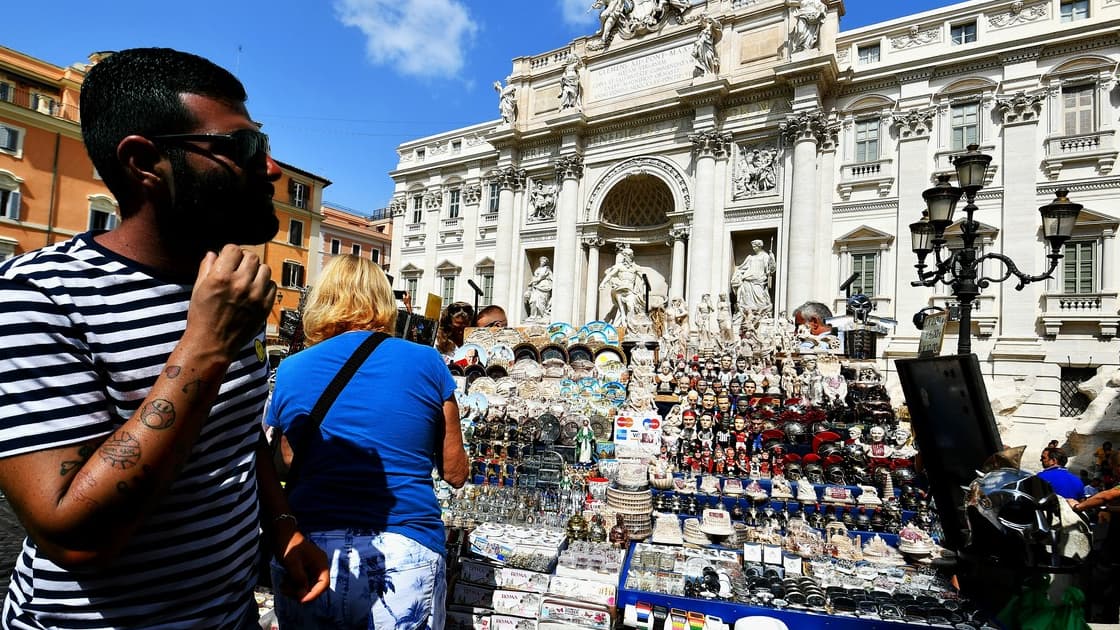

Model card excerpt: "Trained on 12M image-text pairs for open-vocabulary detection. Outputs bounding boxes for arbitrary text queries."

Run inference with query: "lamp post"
[908,144,1082,356]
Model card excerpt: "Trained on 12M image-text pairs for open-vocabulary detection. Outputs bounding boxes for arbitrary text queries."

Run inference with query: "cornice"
[1038,177,1120,195]
[724,204,783,221]
[833,200,899,215]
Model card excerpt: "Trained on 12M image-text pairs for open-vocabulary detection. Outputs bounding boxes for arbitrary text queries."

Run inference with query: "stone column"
[1102,228,1116,292]
[668,226,689,300]
[993,91,1046,358]
[551,154,584,323]
[687,129,732,307]
[779,110,825,311]
[889,107,938,348]
[493,166,525,312]
[583,235,604,323]
[816,119,840,301]
[387,196,406,280]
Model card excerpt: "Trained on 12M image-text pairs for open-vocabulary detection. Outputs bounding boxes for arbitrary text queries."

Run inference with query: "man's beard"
[161,151,279,254]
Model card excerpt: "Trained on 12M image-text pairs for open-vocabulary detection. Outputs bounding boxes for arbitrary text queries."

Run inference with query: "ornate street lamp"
[908,145,1083,355]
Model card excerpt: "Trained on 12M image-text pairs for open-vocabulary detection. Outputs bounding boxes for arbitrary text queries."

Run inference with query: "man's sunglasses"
[149,129,270,167]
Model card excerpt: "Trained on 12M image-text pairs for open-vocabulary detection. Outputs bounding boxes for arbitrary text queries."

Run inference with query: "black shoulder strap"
[286,331,389,488]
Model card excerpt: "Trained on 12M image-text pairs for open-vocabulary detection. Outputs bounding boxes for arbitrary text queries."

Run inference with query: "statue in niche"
[524,256,553,322]
[694,293,716,350]
[599,244,646,327]
[691,15,721,77]
[558,54,582,111]
[716,294,735,348]
[494,78,517,125]
[528,180,558,221]
[731,239,776,316]
[734,146,777,199]
[789,0,827,53]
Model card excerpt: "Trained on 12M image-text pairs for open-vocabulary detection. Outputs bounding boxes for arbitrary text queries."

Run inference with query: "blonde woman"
[266,255,468,629]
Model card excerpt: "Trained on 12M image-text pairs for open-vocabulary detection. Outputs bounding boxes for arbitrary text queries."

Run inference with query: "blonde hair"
[301,255,397,345]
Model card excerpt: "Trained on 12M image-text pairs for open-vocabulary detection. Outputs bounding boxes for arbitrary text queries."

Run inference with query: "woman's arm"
[437,399,469,488]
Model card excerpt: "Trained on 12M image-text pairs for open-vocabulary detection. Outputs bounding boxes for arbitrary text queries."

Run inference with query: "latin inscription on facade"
[589,45,693,101]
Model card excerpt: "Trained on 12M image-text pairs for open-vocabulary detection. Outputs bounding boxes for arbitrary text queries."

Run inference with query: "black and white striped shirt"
[0,233,267,629]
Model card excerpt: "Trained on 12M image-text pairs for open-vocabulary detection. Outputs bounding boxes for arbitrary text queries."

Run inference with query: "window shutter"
[5,191,19,219]
[0,126,17,151]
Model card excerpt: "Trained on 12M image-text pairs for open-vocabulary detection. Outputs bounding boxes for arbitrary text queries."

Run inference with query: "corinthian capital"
[779,110,826,144]
[388,196,406,218]
[688,129,733,157]
[555,154,584,179]
[582,235,605,249]
[995,91,1044,125]
[891,107,936,139]
[669,226,691,242]
[496,166,527,191]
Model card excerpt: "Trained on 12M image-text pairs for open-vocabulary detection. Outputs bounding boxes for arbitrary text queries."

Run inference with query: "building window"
[1062,240,1095,294]
[0,124,24,158]
[451,139,461,152]
[330,238,341,255]
[857,44,880,65]
[441,276,456,305]
[405,277,419,301]
[951,21,976,45]
[488,183,500,213]
[950,102,980,150]
[415,148,425,160]
[290,181,308,209]
[351,243,361,256]
[850,252,877,295]
[30,93,56,116]
[1063,85,1094,135]
[282,261,305,288]
[288,219,304,247]
[88,207,117,231]
[411,194,423,224]
[0,188,20,220]
[481,273,494,305]
[0,82,12,102]
[448,188,461,219]
[371,249,380,263]
[1061,0,1089,22]
[854,119,879,163]
[1060,366,1095,417]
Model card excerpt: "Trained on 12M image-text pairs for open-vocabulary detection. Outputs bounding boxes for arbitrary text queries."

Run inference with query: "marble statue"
[599,244,646,327]
[734,147,777,199]
[494,78,517,124]
[528,180,558,221]
[558,54,582,111]
[790,0,827,53]
[731,239,776,315]
[694,293,716,350]
[716,293,735,347]
[691,15,721,76]
[524,256,553,321]
[591,0,628,47]
[589,0,692,49]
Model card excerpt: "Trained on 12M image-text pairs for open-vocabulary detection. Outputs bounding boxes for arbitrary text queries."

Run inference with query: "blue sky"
[7,0,955,214]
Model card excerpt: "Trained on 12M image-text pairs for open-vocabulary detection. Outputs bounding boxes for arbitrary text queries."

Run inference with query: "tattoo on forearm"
[100,432,141,470]
[116,464,155,497]
[182,379,208,397]
[59,445,95,477]
[164,366,182,379]
[140,399,176,430]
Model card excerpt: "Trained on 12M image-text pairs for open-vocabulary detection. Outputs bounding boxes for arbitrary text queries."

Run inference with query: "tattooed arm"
[0,246,276,568]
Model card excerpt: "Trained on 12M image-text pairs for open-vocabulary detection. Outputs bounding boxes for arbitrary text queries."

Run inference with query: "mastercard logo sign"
[616,417,634,428]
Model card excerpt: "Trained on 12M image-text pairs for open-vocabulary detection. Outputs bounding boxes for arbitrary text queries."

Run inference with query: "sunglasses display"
[150,128,270,167]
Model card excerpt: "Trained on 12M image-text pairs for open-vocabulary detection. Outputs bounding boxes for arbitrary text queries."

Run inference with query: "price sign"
[917,309,948,358]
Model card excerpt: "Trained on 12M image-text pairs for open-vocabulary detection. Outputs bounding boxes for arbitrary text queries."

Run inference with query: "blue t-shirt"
[1036,467,1083,499]
[266,332,456,555]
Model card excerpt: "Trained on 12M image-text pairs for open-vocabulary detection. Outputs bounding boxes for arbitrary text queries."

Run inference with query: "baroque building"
[387,0,1120,444]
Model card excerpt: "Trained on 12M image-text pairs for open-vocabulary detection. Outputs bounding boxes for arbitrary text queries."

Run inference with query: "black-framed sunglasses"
[447,303,474,316]
[149,128,270,167]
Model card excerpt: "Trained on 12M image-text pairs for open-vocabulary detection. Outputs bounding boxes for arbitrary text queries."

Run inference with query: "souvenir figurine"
[575,420,596,464]
[609,513,630,549]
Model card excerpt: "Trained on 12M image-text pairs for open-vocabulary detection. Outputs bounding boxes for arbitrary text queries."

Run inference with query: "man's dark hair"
[80,48,247,215]
[1105,441,1113,449]
[473,304,506,326]
[1049,448,1069,467]
[794,301,833,324]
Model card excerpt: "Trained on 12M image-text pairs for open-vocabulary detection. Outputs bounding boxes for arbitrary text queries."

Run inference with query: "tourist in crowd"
[474,304,508,328]
[0,47,328,628]
[793,301,833,336]
[1037,448,1084,499]
[1095,441,1117,476]
[436,301,474,358]
[266,254,468,628]
[1085,476,1102,500]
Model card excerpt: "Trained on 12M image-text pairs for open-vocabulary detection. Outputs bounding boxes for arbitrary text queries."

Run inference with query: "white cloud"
[334,0,478,79]
[559,0,596,27]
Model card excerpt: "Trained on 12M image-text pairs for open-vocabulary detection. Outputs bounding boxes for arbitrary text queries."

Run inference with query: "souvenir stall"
[436,297,995,630]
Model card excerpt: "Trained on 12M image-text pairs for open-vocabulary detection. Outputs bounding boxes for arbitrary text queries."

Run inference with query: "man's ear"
[116,135,166,193]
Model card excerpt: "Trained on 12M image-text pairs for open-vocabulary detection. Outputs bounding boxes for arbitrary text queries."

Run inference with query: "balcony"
[1042,130,1117,178]
[929,294,997,337]
[439,216,464,244]
[837,158,893,200]
[0,85,80,123]
[405,222,425,235]
[1041,291,1119,338]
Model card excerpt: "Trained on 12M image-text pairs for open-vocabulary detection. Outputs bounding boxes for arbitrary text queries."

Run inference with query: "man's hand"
[184,245,276,361]
[277,530,329,604]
